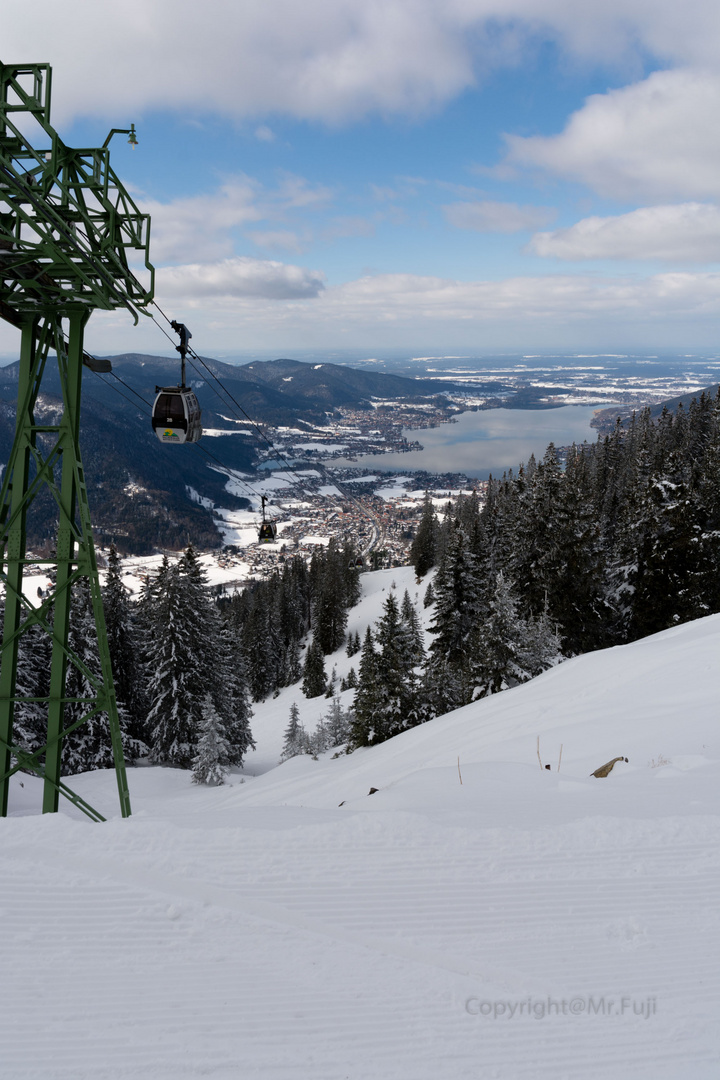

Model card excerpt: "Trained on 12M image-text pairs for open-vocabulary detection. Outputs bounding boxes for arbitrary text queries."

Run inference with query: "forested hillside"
[409,391,720,694]
[8,392,720,778]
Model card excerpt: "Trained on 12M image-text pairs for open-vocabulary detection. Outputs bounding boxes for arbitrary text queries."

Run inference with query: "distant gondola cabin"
[152,386,202,444]
[258,520,277,543]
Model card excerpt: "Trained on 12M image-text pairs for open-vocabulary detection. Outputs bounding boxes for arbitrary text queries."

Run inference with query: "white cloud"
[506,68,720,201]
[272,174,334,209]
[157,257,326,300]
[141,179,263,263]
[254,125,276,142]
[140,174,332,264]
[247,231,309,255]
[444,200,556,233]
[8,2,720,126]
[318,271,720,327]
[529,203,720,262]
[73,265,720,356]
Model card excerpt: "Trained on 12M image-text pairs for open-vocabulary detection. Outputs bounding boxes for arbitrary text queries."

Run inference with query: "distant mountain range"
[592,383,720,435]
[6,351,713,555]
[0,354,470,554]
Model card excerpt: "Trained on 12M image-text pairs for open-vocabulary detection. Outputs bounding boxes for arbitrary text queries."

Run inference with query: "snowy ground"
[2,567,719,1079]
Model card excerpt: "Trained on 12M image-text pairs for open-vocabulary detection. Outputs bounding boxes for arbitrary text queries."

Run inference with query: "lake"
[334,405,607,479]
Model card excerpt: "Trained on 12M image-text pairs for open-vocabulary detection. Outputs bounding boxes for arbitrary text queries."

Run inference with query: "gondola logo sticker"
[163,429,179,440]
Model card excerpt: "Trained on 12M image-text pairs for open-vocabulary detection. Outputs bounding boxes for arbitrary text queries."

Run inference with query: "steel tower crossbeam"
[0,61,155,819]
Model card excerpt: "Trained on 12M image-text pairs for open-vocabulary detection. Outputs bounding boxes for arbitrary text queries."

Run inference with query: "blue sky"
[4,2,720,360]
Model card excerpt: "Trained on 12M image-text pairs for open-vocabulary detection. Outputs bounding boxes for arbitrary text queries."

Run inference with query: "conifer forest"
[7,393,720,774]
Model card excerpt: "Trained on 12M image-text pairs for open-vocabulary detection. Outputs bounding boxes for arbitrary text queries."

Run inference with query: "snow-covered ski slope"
[2,572,720,1080]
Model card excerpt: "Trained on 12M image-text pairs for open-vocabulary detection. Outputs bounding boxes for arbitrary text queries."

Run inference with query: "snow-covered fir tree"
[143,557,200,767]
[522,598,564,679]
[143,545,253,769]
[61,580,142,775]
[103,544,147,745]
[217,621,255,766]
[302,637,326,698]
[349,627,380,746]
[280,701,307,760]
[426,521,483,713]
[10,602,51,757]
[321,692,352,748]
[400,590,425,667]
[409,493,438,577]
[475,572,533,697]
[373,591,417,739]
[191,694,231,786]
[311,540,350,654]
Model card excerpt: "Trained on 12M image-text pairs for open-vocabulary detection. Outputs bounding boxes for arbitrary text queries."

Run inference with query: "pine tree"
[144,547,231,768]
[400,590,425,667]
[302,637,327,698]
[322,693,351,748]
[368,593,418,741]
[144,560,200,767]
[350,627,380,746]
[280,701,307,760]
[346,630,360,657]
[12,606,51,756]
[475,572,530,697]
[62,580,142,774]
[191,694,231,785]
[522,599,564,679]
[423,580,435,608]
[426,521,483,711]
[103,544,147,745]
[312,540,349,653]
[217,621,255,766]
[410,493,438,577]
[308,718,329,757]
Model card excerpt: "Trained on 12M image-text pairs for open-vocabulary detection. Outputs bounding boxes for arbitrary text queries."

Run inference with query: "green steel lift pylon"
[0,61,155,820]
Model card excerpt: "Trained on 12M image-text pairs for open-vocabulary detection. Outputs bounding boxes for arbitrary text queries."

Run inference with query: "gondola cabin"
[258,495,277,542]
[152,386,202,444]
[258,519,277,543]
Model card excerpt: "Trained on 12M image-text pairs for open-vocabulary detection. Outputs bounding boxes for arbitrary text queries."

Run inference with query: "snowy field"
[2,567,719,1079]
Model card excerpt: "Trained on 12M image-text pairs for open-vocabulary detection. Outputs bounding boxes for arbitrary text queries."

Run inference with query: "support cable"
[83,352,267,505]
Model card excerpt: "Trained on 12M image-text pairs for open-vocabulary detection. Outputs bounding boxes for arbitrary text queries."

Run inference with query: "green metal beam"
[0,59,155,819]
[0,315,132,820]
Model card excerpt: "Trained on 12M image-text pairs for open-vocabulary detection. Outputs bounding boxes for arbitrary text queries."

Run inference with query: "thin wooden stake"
[537,736,543,770]
[457,756,463,785]
[557,744,563,773]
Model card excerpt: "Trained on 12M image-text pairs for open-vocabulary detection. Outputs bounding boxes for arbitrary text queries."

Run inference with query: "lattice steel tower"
[0,61,155,820]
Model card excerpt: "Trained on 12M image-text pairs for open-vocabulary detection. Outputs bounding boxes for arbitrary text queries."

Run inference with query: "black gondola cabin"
[258,494,277,542]
[258,520,277,543]
[152,386,202,444]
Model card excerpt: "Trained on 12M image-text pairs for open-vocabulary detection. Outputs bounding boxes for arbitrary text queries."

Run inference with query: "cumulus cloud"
[157,257,326,300]
[67,264,720,357]
[506,68,720,201]
[140,174,332,264]
[318,271,720,326]
[529,203,720,262]
[444,200,556,233]
[142,179,263,263]
[8,1,720,126]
